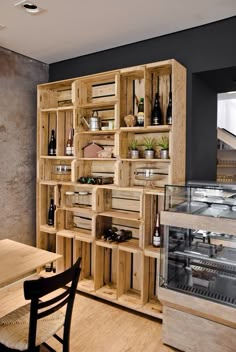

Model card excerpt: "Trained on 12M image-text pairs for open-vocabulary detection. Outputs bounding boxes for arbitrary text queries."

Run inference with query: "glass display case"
[160,182,236,308]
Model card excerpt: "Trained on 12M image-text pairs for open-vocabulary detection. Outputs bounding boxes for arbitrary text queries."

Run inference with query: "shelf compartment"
[96,188,143,220]
[74,236,95,293]
[77,104,119,132]
[38,159,72,182]
[145,62,172,126]
[95,245,118,301]
[143,193,164,248]
[119,130,170,159]
[39,183,58,228]
[74,159,116,185]
[77,131,118,158]
[56,230,74,273]
[39,111,57,156]
[38,82,73,109]
[37,231,56,254]
[118,160,170,188]
[96,214,142,248]
[57,208,94,239]
[77,72,120,106]
[59,184,95,211]
[57,109,75,156]
[117,247,144,308]
[120,66,145,127]
[143,255,162,319]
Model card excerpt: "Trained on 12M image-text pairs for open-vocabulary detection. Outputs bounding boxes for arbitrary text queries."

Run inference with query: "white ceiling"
[0,0,235,64]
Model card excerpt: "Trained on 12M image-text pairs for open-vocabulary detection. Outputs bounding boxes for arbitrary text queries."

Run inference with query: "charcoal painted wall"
[49,16,236,181]
[0,47,48,245]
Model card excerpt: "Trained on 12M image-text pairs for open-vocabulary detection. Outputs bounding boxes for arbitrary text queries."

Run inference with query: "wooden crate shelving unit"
[36,59,186,319]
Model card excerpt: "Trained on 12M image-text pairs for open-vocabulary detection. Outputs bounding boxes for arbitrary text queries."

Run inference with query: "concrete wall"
[0,47,48,245]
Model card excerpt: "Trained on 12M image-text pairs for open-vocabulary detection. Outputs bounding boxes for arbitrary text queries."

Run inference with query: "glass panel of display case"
[164,182,236,219]
[160,224,236,307]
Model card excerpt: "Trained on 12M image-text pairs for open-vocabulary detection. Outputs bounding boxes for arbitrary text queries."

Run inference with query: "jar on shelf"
[65,191,75,208]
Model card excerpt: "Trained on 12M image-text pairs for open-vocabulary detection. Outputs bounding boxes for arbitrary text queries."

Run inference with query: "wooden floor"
[42,292,177,352]
[0,280,177,352]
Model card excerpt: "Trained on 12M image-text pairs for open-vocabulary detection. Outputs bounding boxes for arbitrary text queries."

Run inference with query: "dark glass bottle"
[48,129,56,156]
[166,91,172,125]
[115,229,132,243]
[48,199,55,226]
[137,98,144,127]
[151,93,163,125]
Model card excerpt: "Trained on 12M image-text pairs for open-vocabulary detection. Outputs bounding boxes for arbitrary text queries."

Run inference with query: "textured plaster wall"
[0,47,48,245]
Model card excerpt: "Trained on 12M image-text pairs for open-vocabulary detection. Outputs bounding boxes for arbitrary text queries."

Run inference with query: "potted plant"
[128,139,140,159]
[158,136,169,159]
[143,137,157,159]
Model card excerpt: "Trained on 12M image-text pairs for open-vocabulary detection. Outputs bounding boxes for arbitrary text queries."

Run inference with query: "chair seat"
[0,303,64,351]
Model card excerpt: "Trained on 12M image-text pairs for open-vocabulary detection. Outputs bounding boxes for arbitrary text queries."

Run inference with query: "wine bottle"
[166,75,172,125]
[115,229,132,243]
[48,199,55,226]
[48,129,56,156]
[151,77,163,125]
[151,93,163,125]
[137,97,144,127]
[152,214,160,247]
[65,128,73,156]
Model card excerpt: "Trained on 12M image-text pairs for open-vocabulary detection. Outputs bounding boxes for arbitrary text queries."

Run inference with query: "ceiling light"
[0,24,6,30]
[14,0,45,15]
[23,3,39,13]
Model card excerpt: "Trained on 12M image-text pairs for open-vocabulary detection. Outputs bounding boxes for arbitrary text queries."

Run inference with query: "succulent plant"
[142,137,157,150]
[158,136,169,150]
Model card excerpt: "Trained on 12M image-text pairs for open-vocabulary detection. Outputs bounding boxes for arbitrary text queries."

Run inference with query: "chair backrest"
[24,257,81,352]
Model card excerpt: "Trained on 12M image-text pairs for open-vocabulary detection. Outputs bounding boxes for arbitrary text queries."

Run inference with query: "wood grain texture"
[44,293,177,352]
[163,307,236,352]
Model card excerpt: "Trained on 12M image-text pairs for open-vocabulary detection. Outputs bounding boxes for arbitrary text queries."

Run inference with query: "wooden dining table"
[0,239,62,288]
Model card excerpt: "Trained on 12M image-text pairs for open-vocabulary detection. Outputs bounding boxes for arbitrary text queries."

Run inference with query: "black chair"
[0,257,81,352]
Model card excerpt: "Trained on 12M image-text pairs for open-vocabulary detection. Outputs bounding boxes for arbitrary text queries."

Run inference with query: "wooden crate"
[74,159,116,184]
[38,82,73,109]
[77,72,119,105]
[97,188,144,222]
[142,255,162,319]
[74,235,95,293]
[77,104,119,131]
[120,66,145,127]
[117,247,144,309]
[118,130,170,159]
[39,183,58,227]
[77,131,117,158]
[145,62,172,126]
[39,111,57,156]
[117,160,170,188]
[56,230,74,273]
[95,242,118,301]
[96,214,143,248]
[38,159,72,182]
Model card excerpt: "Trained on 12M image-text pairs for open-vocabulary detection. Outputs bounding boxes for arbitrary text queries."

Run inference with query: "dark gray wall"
[49,16,236,181]
[0,47,48,245]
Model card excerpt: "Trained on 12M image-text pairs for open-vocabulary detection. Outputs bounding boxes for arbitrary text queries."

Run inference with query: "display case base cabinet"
[162,306,236,352]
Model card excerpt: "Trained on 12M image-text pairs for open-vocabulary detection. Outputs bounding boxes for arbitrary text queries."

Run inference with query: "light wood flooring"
[0,280,177,352]
[42,292,177,352]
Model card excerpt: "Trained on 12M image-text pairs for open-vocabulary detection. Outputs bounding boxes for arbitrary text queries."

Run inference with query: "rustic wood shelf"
[37,59,186,318]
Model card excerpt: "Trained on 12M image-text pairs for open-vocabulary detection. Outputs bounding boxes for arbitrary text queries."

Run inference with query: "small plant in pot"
[128,139,140,159]
[143,137,157,159]
[158,136,169,159]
